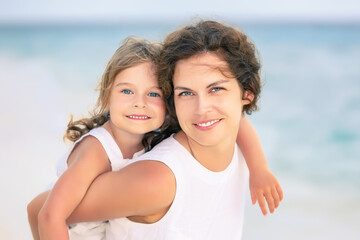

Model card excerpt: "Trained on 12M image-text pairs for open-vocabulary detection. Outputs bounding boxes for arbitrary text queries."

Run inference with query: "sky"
[1,0,360,24]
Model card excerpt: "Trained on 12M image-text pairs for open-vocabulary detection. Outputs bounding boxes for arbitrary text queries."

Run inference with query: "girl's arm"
[238,115,283,216]
[27,191,50,240]
[38,136,111,240]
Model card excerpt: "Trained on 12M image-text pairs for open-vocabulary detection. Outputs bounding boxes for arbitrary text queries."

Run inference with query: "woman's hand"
[249,168,283,216]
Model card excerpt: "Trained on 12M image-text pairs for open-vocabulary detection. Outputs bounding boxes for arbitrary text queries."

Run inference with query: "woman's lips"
[194,119,221,130]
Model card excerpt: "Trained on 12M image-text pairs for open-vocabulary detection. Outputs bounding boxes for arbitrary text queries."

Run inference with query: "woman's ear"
[242,90,254,105]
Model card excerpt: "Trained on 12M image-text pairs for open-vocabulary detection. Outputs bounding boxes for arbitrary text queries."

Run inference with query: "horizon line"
[1,17,360,27]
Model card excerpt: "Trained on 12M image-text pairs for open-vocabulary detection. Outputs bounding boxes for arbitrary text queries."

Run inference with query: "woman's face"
[173,52,250,148]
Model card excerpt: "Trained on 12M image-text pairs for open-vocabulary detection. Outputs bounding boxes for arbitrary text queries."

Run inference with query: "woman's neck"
[103,121,144,159]
[175,131,236,172]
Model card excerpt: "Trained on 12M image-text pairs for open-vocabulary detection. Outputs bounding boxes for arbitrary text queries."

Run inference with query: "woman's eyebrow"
[206,80,230,89]
[174,80,230,91]
[174,86,192,91]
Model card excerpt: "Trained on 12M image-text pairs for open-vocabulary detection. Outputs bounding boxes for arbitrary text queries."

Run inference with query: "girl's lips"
[126,115,150,120]
[194,119,221,130]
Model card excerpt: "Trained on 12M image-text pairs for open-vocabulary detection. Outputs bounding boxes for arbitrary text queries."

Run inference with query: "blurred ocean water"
[0,22,359,239]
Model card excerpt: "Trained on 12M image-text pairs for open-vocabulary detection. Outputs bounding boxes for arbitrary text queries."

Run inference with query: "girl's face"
[173,52,250,148]
[107,62,165,137]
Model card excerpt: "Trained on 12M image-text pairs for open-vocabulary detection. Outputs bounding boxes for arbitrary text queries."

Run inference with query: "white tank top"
[51,127,144,240]
[55,127,144,178]
[106,135,249,240]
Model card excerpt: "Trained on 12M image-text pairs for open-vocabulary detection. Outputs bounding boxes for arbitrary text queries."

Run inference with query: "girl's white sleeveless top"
[106,135,249,240]
[52,127,144,240]
[55,127,144,178]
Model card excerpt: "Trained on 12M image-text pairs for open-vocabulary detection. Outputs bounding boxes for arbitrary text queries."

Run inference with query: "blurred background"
[0,0,359,239]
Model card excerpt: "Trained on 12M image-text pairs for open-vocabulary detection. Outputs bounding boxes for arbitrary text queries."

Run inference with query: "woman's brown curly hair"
[158,20,262,129]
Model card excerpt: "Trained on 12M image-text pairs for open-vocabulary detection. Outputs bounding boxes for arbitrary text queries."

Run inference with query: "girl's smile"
[126,115,151,120]
[108,62,165,138]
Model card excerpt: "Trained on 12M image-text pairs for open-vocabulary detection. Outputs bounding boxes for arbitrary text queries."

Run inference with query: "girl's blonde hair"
[64,37,164,150]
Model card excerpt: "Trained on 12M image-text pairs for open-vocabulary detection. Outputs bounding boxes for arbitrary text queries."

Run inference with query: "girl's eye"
[121,89,133,95]
[148,92,160,97]
[178,91,193,96]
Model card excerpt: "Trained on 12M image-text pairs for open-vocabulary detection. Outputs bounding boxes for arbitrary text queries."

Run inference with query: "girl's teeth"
[197,119,219,127]
[128,116,149,119]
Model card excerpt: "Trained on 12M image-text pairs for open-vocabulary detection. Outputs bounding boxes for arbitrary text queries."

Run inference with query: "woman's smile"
[194,119,221,130]
[173,52,244,148]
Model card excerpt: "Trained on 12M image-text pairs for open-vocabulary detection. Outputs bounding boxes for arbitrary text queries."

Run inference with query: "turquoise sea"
[0,21,359,239]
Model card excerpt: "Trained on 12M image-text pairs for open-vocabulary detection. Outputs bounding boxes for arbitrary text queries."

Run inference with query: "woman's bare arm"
[67,160,176,225]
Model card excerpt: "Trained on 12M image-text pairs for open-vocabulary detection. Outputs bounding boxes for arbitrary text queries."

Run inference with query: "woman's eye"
[121,89,133,94]
[148,92,160,97]
[179,91,193,96]
[211,87,224,92]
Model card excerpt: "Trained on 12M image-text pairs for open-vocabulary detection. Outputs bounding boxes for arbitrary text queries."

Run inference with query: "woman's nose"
[195,95,212,114]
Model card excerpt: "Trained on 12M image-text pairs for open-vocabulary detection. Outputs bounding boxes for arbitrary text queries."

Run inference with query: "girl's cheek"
[150,98,166,107]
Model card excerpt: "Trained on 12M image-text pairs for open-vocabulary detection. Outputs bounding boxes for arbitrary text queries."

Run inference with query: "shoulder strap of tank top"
[87,127,123,164]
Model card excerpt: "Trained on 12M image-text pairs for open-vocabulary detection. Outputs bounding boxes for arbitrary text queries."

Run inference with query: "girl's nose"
[133,94,146,108]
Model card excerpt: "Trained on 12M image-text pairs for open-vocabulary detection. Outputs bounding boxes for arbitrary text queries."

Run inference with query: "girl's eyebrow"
[174,80,230,91]
[115,82,132,87]
[115,82,161,90]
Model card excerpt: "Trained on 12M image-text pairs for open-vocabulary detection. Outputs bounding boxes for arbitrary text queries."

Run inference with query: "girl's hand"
[249,168,283,216]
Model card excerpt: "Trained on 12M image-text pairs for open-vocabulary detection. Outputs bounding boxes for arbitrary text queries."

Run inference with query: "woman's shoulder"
[140,133,185,159]
[126,132,190,181]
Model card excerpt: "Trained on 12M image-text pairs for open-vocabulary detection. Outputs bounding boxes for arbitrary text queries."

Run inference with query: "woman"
[41,20,282,239]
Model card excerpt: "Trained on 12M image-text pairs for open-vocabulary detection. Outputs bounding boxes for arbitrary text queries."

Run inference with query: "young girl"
[28,37,170,240]
[28,36,282,240]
